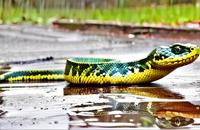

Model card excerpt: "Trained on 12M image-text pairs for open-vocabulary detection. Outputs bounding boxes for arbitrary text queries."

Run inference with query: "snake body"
[0,43,199,84]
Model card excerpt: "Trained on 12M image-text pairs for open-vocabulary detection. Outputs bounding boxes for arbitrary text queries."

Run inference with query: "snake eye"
[172,46,182,54]
[174,117,181,126]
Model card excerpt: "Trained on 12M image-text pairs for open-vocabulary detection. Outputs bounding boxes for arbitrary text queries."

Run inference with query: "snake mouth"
[166,53,199,65]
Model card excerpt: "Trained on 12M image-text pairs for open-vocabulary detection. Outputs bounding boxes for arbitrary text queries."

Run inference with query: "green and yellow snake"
[0,43,199,84]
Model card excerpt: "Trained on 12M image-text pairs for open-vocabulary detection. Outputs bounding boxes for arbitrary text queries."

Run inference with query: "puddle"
[64,84,200,129]
[1,81,200,129]
[67,93,200,129]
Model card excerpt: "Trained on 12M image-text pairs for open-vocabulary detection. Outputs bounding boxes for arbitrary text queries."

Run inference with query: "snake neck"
[127,58,175,83]
[129,58,175,73]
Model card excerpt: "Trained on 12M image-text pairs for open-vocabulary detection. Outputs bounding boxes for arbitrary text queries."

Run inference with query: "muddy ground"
[0,25,200,129]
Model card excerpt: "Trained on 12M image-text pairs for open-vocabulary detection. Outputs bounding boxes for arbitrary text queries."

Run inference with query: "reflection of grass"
[0,4,200,25]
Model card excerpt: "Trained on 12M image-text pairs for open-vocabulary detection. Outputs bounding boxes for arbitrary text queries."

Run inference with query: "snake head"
[149,43,200,69]
[155,116,194,128]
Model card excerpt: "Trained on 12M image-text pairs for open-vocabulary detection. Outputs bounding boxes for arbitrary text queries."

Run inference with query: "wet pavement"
[0,25,200,129]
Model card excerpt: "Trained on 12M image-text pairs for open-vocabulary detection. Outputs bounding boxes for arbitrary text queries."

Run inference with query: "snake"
[0,43,199,84]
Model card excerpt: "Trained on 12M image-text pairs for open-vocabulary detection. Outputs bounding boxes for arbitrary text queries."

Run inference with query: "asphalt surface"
[0,25,200,129]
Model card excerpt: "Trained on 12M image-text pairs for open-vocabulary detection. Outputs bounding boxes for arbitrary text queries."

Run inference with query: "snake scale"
[0,43,199,84]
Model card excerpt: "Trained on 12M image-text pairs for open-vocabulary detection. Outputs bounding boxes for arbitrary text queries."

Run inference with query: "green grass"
[0,4,200,25]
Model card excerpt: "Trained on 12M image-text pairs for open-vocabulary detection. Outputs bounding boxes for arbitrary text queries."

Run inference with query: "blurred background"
[1,1,200,130]
[0,0,200,26]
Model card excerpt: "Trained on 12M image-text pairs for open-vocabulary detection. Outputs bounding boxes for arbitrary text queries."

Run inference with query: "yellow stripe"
[8,74,63,82]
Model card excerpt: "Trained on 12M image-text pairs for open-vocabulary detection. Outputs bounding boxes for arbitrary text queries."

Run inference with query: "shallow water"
[0,25,200,129]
